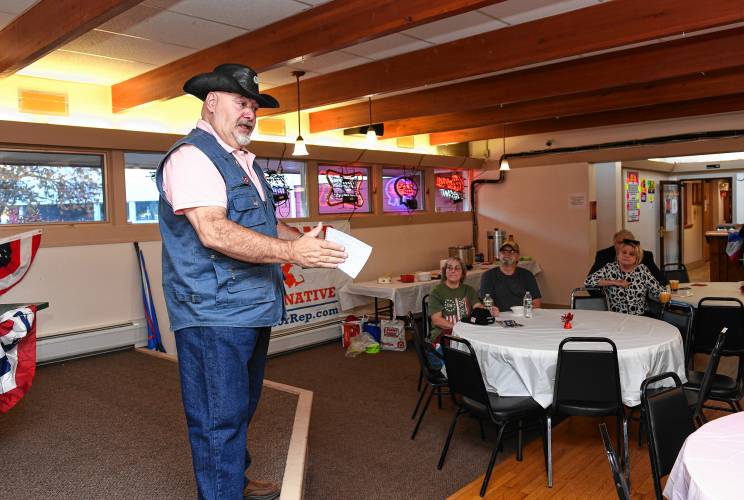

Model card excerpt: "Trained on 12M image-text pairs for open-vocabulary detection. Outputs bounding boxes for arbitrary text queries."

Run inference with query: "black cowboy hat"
[183,63,279,108]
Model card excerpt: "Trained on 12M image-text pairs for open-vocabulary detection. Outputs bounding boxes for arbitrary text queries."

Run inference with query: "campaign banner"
[274,221,352,332]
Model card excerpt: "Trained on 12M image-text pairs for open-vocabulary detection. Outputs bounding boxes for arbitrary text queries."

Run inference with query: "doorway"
[680,177,733,281]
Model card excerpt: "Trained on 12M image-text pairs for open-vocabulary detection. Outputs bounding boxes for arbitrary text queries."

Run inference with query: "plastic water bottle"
[483,293,493,311]
[523,291,533,318]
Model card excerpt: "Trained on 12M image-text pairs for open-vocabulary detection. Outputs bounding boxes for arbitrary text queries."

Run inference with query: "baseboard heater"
[37,320,148,365]
[268,318,342,355]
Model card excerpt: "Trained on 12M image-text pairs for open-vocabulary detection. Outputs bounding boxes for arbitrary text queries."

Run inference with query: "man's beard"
[501,257,515,266]
[233,130,252,146]
[233,121,254,146]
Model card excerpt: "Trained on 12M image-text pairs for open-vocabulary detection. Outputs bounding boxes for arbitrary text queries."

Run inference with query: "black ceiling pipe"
[507,129,744,160]
[471,172,506,254]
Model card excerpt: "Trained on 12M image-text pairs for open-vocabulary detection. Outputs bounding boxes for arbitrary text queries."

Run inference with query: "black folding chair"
[660,301,695,369]
[599,422,631,500]
[417,294,432,392]
[547,337,628,489]
[645,295,663,319]
[641,372,696,500]
[690,297,744,412]
[438,335,549,497]
[688,327,728,425]
[663,262,690,283]
[632,327,725,448]
[570,287,608,311]
[409,313,448,440]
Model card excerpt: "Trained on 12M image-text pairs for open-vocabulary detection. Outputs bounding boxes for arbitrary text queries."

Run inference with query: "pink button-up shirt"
[162,120,265,215]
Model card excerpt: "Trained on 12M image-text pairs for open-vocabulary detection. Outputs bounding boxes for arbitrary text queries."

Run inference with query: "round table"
[452,309,686,408]
[664,411,744,500]
[669,281,743,307]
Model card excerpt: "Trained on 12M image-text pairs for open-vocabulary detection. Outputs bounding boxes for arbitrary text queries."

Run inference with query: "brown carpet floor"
[0,350,295,499]
[266,342,531,500]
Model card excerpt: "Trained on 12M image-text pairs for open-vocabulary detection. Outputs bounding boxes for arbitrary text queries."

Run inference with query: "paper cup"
[511,306,524,316]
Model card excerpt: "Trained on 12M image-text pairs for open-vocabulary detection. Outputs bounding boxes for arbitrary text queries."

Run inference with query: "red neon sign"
[435,173,464,193]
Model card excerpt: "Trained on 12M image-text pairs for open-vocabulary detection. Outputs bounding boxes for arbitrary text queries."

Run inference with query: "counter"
[705,231,744,282]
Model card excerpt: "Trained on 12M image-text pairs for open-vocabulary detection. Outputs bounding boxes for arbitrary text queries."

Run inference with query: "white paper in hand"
[325,227,372,279]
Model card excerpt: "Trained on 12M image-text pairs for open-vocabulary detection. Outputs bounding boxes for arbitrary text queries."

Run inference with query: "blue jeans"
[175,326,271,500]
[427,345,444,371]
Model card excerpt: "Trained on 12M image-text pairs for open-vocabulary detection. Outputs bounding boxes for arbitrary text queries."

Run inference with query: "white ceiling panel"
[0,0,37,15]
[342,33,432,61]
[290,51,371,75]
[402,10,508,45]
[17,50,155,85]
[294,0,331,6]
[99,4,246,49]
[143,0,311,31]
[0,11,13,30]
[258,66,320,88]
[481,0,601,26]
[64,29,193,66]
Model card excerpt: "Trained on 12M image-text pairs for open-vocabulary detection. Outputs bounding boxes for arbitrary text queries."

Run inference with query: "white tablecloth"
[337,261,542,317]
[670,282,744,307]
[664,412,744,500]
[452,309,686,408]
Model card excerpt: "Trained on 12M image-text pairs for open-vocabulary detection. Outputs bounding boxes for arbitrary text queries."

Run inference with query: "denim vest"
[156,128,285,331]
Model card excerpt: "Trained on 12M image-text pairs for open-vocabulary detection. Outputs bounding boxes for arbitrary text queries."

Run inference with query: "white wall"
[594,162,622,249]
[475,163,593,306]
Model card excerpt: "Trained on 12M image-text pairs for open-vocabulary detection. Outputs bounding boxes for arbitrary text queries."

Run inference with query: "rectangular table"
[338,261,541,319]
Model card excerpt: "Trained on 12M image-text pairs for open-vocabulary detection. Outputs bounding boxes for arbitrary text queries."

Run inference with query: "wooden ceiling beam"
[310,27,744,132]
[268,0,744,117]
[381,68,744,138]
[428,94,744,145]
[110,0,504,112]
[0,0,145,78]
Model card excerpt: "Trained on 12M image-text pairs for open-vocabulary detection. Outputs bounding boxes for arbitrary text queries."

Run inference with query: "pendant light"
[499,124,510,171]
[291,70,308,156]
[365,96,377,145]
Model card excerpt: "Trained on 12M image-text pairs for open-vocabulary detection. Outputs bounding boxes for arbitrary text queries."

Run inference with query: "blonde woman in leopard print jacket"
[584,238,665,315]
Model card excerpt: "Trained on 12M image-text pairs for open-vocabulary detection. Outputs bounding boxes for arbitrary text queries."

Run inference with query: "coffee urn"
[449,245,475,269]
[486,228,506,263]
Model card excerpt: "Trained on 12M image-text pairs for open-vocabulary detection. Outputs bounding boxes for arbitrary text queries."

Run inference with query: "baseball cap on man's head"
[499,242,520,253]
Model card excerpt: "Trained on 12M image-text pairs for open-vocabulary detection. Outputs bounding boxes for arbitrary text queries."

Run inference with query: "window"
[381,167,425,213]
[317,165,371,215]
[125,152,163,223]
[257,158,308,219]
[434,169,471,213]
[0,150,105,225]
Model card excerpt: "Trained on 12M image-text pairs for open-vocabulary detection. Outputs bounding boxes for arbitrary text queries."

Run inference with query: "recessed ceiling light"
[649,152,744,164]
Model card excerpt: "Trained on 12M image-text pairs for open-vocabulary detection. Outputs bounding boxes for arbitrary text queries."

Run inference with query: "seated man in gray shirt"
[480,241,542,313]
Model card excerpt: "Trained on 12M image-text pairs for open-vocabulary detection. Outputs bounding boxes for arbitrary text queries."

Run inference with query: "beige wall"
[2,221,471,354]
[3,242,164,343]
[475,163,593,306]
[352,221,471,281]
[683,200,704,264]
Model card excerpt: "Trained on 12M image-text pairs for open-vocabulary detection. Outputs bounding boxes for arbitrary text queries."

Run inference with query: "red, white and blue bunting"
[0,305,37,413]
[0,229,42,296]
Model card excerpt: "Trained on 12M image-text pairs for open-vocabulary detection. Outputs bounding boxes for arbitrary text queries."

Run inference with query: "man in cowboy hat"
[156,63,347,500]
